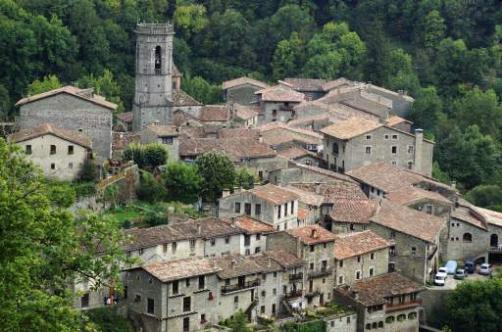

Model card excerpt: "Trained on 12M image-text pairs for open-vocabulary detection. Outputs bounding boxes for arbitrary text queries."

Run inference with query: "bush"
[136,171,167,202]
[123,143,168,171]
[79,158,98,182]
[143,210,168,227]
[73,182,97,198]
[85,307,134,332]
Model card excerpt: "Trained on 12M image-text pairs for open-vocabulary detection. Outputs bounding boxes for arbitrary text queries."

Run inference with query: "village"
[4,22,502,332]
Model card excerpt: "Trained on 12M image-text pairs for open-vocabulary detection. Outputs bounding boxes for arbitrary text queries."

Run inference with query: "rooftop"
[218,128,259,139]
[249,183,299,205]
[146,124,179,137]
[259,122,323,146]
[337,272,424,307]
[387,186,452,206]
[215,254,283,279]
[16,85,117,110]
[255,84,305,103]
[222,76,269,90]
[334,230,389,260]
[371,200,445,243]
[287,225,337,245]
[171,89,202,107]
[229,215,275,234]
[264,250,304,269]
[142,257,221,282]
[199,105,231,122]
[9,122,92,149]
[234,104,260,120]
[283,185,326,206]
[277,146,317,160]
[116,111,133,123]
[290,182,366,201]
[283,78,327,92]
[320,117,382,140]
[329,199,379,224]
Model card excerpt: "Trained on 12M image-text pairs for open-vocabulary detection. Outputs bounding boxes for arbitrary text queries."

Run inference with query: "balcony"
[221,279,260,294]
[284,290,303,299]
[308,268,333,279]
[289,273,303,281]
[385,299,422,313]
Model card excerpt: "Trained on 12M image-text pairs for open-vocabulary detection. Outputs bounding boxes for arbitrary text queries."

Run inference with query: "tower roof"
[135,22,174,35]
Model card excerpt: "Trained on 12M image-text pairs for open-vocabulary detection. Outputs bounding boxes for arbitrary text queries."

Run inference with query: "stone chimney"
[451,180,457,190]
[311,228,318,239]
[221,189,231,198]
[414,128,424,173]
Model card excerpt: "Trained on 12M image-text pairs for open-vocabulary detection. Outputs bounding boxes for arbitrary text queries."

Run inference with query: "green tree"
[444,278,502,332]
[26,74,61,96]
[182,75,221,104]
[410,86,445,133]
[0,83,11,120]
[0,138,127,331]
[196,152,236,203]
[77,69,124,113]
[136,171,167,202]
[224,310,252,332]
[465,185,502,211]
[123,143,168,171]
[272,32,305,80]
[174,4,208,38]
[415,10,445,49]
[79,158,98,182]
[235,167,256,190]
[163,162,202,204]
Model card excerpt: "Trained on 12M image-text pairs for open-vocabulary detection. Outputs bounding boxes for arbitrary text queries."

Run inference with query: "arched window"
[463,233,472,242]
[491,234,498,248]
[154,46,162,74]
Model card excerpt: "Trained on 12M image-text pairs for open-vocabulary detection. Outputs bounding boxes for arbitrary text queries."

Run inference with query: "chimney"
[351,290,359,300]
[222,189,231,198]
[414,128,424,173]
[197,223,202,235]
[451,180,457,190]
[311,228,318,239]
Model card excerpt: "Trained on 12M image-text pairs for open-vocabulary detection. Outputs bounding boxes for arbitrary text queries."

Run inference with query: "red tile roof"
[218,128,259,139]
[287,225,336,245]
[171,89,202,107]
[334,230,389,260]
[230,215,274,234]
[278,146,316,160]
[234,104,260,120]
[387,187,452,206]
[142,257,221,282]
[9,123,92,149]
[249,183,299,205]
[146,124,179,137]
[222,77,269,90]
[255,84,305,103]
[199,105,231,122]
[320,117,383,140]
[284,78,327,92]
[329,199,379,224]
[116,111,133,123]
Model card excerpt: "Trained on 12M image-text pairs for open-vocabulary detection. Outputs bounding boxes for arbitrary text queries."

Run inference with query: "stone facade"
[323,127,433,176]
[334,249,389,287]
[17,93,113,162]
[139,124,180,161]
[224,84,261,105]
[324,312,358,332]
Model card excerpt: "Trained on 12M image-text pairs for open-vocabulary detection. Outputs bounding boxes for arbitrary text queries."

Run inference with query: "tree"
[444,278,502,332]
[0,83,11,120]
[26,74,62,96]
[181,75,221,104]
[410,86,445,133]
[136,171,167,202]
[223,310,252,332]
[0,138,127,330]
[123,143,168,171]
[174,4,208,38]
[77,69,124,113]
[414,10,445,49]
[272,32,305,80]
[79,158,98,182]
[163,162,202,204]
[465,185,502,211]
[196,152,236,203]
[235,167,256,190]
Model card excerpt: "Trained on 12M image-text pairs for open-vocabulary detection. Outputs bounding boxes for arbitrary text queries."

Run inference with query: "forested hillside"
[1,0,501,207]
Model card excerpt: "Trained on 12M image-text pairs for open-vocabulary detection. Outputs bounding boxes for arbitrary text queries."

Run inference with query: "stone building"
[232,104,260,128]
[255,83,305,124]
[368,200,446,284]
[333,272,424,332]
[9,123,92,181]
[222,77,269,105]
[140,124,180,161]
[327,199,379,233]
[267,225,336,307]
[277,146,323,167]
[333,231,390,286]
[218,183,300,231]
[321,117,433,176]
[259,122,323,153]
[282,185,334,225]
[16,86,116,162]
[230,215,274,256]
[283,78,328,101]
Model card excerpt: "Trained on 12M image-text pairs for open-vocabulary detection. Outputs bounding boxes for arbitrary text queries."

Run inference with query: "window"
[172,242,177,253]
[407,145,414,154]
[256,234,261,241]
[272,303,276,315]
[463,233,472,242]
[332,143,339,154]
[321,260,327,271]
[411,247,416,256]
[245,203,251,215]
[339,260,343,268]
[284,203,288,216]
[172,281,179,295]
[370,253,375,260]
[384,134,389,140]
[163,244,168,253]
[234,296,239,303]
[210,238,216,246]
[189,239,196,251]
[154,46,162,74]
[245,249,250,255]
[81,293,89,308]
[390,231,396,239]
[255,247,261,253]
[366,135,372,140]
[260,305,265,314]
[68,162,73,169]
[392,134,398,140]
[225,236,230,244]
[347,316,351,324]
[277,205,281,219]
[200,314,206,324]
[50,163,55,170]
[378,322,383,328]
[234,202,241,213]
[138,248,144,255]
[408,312,417,320]
[261,290,266,297]
[356,271,361,279]
[255,204,261,216]
[147,298,155,314]
[366,323,371,330]
[365,146,372,154]
[408,161,413,169]
[310,263,314,270]
[183,297,191,312]
[50,145,56,155]
[291,201,294,214]
[357,256,361,263]
[198,276,205,290]
[391,146,397,154]
[186,278,190,287]
[25,145,32,155]
[310,245,315,252]
[369,267,374,277]
[161,137,173,144]
[68,145,74,155]
[338,276,344,285]
[273,288,277,295]
[134,294,141,302]
[183,317,189,332]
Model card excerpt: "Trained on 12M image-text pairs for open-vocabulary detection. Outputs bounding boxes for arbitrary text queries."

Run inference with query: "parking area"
[427,266,498,290]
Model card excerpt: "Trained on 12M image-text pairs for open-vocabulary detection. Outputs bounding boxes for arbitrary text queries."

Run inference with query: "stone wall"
[334,248,389,286]
[225,85,260,105]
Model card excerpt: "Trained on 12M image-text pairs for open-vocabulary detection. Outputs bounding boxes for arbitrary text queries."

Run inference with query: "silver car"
[479,263,491,275]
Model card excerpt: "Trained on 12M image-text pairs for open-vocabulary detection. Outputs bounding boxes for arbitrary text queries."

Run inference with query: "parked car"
[464,260,475,274]
[445,260,457,275]
[454,269,466,280]
[479,263,492,275]
[436,267,448,278]
[434,274,446,286]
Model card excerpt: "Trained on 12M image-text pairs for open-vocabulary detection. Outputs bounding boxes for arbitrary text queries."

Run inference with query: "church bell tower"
[132,23,175,131]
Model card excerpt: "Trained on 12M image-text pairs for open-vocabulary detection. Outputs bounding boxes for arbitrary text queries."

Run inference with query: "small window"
[68,145,74,155]
[339,260,343,268]
[284,203,288,216]
[172,242,177,253]
[245,249,250,255]
[186,278,190,287]
[25,145,32,155]
[255,204,261,216]
[147,298,155,314]
[310,263,314,270]
[391,160,397,166]
[357,256,361,263]
[234,296,239,303]
[81,293,90,308]
[138,248,144,255]
[225,236,230,244]
[50,145,56,155]
[189,239,196,251]
[426,205,433,214]
[255,247,261,253]
[198,276,205,290]
[210,238,216,246]
[200,313,206,324]
[277,205,281,219]
[365,146,372,154]
[172,281,179,294]
[463,233,472,242]
[291,201,294,214]
[234,202,241,213]
[68,162,73,169]
[392,134,398,140]
[338,275,344,284]
[370,253,375,260]
[310,245,315,252]
[256,234,261,241]
[50,163,56,170]
[161,137,173,144]
[163,244,168,253]
[411,247,416,256]
[183,317,190,332]
[408,161,413,169]
[391,146,397,154]
[183,296,191,312]
[261,290,266,297]
[356,271,361,279]
[384,134,389,140]
[369,267,374,276]
[407,145,414,154]
[366,135,372,140]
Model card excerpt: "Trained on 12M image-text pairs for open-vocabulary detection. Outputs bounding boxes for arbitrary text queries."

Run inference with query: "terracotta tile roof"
[347,162,451,194]
[215,254,283,279]
[123,218,243,251]
[451,203,487,230]
[284,78,327,92]
[320,117,383,140]
[264,250,304,269]
[259,122,322,146]
[321,78,355,91]
[337,272,424,306]
[16,85,117,110]
[366,84,414,102]
[277,146,316,161]
[146,124,179,137]
[9,123,92,149]
[234,104,260,120]
[112,132,140,151]
[334,230,389,260]
[255,84,305,103]
[116,111,133,123]
[371,200,445,243]
[199,105,231,122]
[179,137,276,161]
[475,206,502,228]
[287,162,360,186]
[339,96,390,115]
[287,225,336,245]
[290,182,366,201]
[387,187,452,206]
[329,199,379,224]
[230,215,274,234]
[386,115,411,127]
[222,76,269,90]
[283,185,326,206]
[287,114,331,128]
[171,89,202,107]
[249,183,299,205]
[142,257,221,282]
[218,128,259,139]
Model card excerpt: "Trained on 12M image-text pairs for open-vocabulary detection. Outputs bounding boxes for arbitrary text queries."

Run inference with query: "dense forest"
[1,0,502,207]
